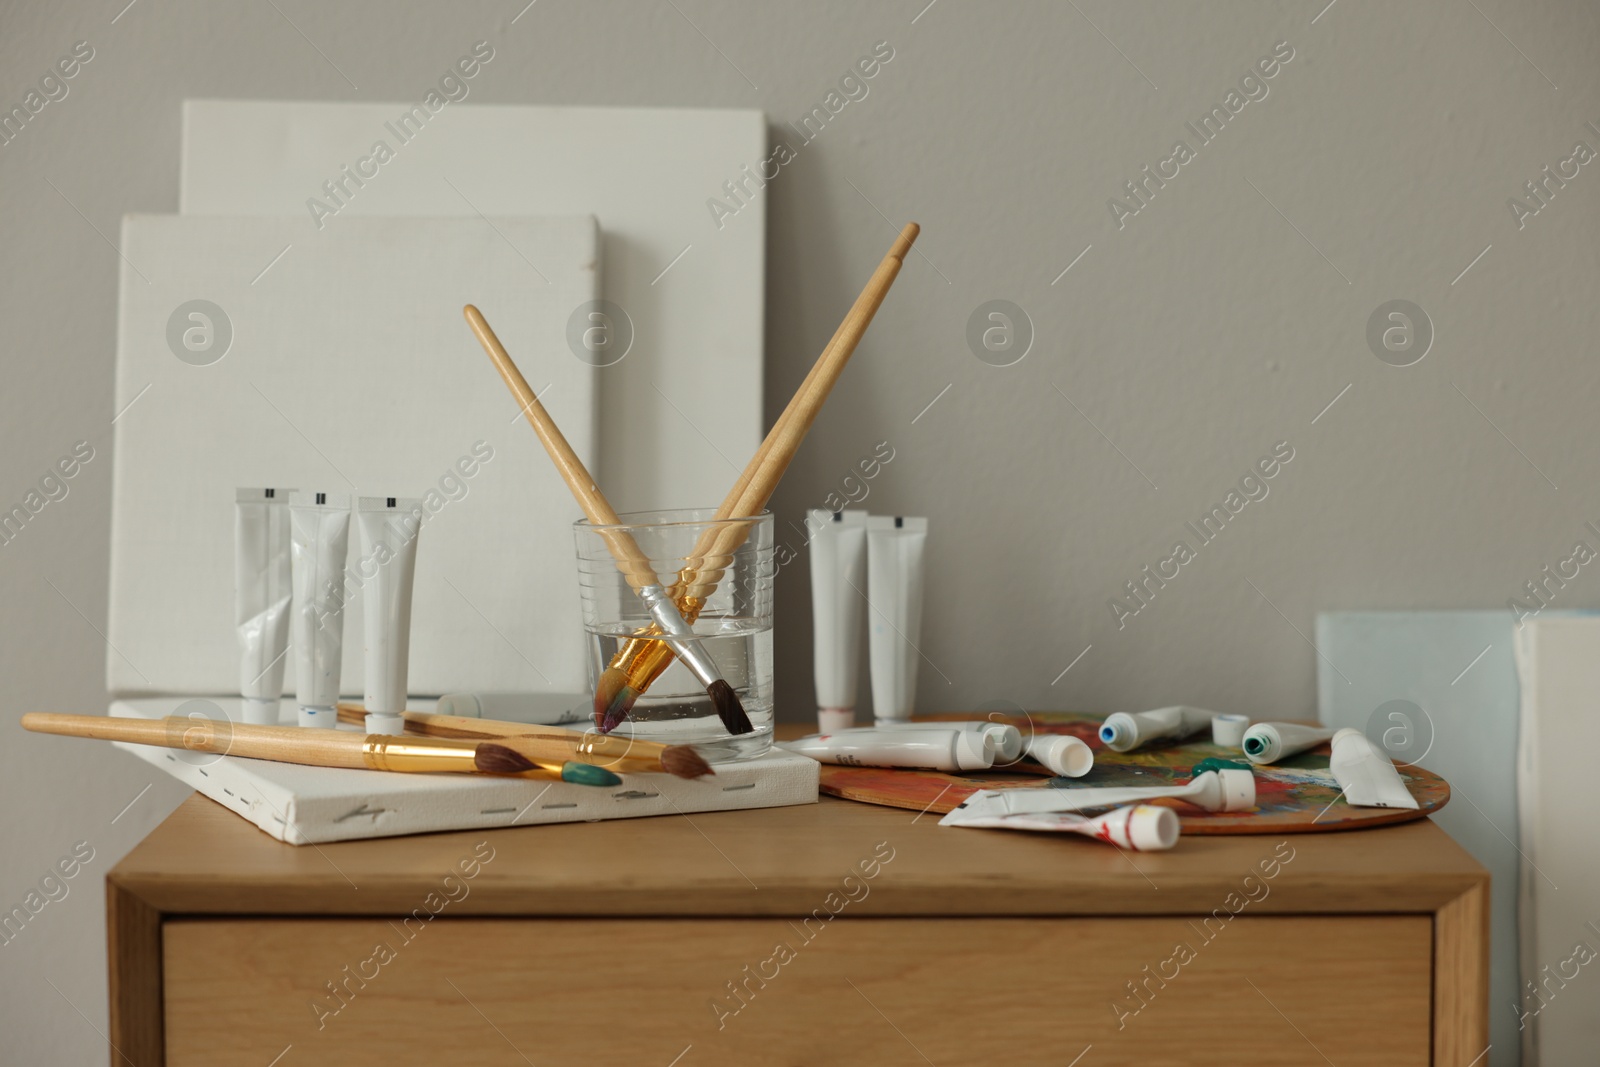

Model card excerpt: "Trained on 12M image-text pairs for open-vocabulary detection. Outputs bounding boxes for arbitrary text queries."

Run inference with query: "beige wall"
[4,1,1598,1060]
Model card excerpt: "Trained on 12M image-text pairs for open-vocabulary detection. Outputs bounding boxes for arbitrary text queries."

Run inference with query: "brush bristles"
[661,745,714,779]
[709,679,755,735]
[594,668,633,732]
[595,669,750,739]
[474,742,537,775]
[600,690,639,734]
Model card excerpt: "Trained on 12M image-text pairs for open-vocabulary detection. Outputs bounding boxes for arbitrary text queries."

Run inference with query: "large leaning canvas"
[179,100,766,514]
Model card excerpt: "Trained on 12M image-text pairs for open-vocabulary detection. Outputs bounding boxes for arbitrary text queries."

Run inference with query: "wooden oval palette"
[817,714,1449,834]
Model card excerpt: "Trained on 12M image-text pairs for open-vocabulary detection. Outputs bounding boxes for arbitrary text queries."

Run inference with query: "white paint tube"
[288,491,351,729]
[434,692,588,724]
[1098,705,1216,752]
[781,726,994,771]
[946,804,1179,851]
[235,488,294,726]
[808,509,868,733]
[940,768,1256,825]
[1024,734,1095,777]
[869,720,1024,764]
[866,515,927,724]
[1241,721,1336,765]
[357,497,423,736]
[1330,728,1419,809]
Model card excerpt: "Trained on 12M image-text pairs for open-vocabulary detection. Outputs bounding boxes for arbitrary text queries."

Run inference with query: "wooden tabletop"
[111,790,1486,918]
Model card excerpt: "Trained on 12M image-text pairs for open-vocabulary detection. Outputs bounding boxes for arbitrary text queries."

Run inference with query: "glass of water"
[573,509,774,762]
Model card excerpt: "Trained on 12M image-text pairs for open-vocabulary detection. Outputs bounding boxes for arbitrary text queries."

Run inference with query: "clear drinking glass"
[574,509,774,762]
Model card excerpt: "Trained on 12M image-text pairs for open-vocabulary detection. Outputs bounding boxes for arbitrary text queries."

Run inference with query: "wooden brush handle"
[703,227,915,527]
[734,223,917,511]
[404,718,666,772]
[463,305,656,590]
[332,704,673,759]
[405,713,670,756]
[22,713,371,769]
[685,222,919,593]
[602,224,919,693]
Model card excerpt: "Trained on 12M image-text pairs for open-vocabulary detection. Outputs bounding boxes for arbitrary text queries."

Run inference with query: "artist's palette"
[818,714,1449,835]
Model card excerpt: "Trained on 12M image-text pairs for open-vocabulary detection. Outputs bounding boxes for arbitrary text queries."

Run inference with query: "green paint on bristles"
[561,761,621,787]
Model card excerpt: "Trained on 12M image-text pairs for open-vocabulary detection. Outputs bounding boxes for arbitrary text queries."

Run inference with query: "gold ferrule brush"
[363,733,621,785]
[361,735,485,773]
[16,713,625,784]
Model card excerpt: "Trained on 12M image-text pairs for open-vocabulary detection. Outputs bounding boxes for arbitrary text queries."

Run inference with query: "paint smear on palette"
[818,713,1448,835]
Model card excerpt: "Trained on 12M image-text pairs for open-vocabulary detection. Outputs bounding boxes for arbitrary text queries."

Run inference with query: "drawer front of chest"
[164,914,1432,1066]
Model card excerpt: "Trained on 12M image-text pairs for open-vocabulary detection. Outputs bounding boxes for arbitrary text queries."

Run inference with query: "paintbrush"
[596,223,920,728]
[462,304,753,736]
[20,713,621,786]
[333,703,714,779]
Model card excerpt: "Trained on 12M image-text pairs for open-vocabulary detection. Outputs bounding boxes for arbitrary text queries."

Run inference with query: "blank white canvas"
[110,215,598,697]
[109,698,819,845]
[1513,616,1600,1065]
[1318,611,1531,1067]
[180,100,766,513]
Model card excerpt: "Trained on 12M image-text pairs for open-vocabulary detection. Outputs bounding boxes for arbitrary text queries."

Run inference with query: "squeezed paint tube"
[289,491,351,728]
[808,509,868,733]
[235,488,294,725]
[866,515,927,724]
[358,496,423,736]
[1241,721,1336,765]
[946,804,1179,851]
[1329,728,1419,809]
[1098,705,1215,753]
[434,692,589,724]
[869,720,1024,764]
[781,726,994,771]
[1024,734,1094,777]
[940,768,1256,825]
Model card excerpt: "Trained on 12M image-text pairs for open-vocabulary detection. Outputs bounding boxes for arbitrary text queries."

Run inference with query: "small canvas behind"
[109,214,599,698]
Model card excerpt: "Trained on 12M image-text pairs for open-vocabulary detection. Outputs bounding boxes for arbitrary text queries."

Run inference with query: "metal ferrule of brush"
[361,735,482,773]
[637,583,723,686]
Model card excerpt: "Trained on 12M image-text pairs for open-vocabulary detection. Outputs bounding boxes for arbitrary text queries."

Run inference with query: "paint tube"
[868,720,1023,764]
[1241,721,1335,765]
[357,497,423,735]
[1329,728,1419,809]
[940,768,1256,825]
[1025,734,1094,777]
[1098,705,1215,752]
[866,515,927,724]
[289,491,351,729]
[781,726,994,771]
[808,509,868,733]
[434,692,589,724]
[945,804,1179,851]
[235,488,294,725]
